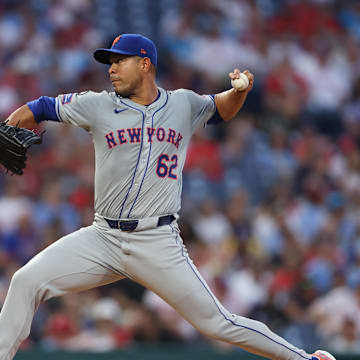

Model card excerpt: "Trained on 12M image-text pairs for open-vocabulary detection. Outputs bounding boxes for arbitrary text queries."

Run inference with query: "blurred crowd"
[1,0,360,355]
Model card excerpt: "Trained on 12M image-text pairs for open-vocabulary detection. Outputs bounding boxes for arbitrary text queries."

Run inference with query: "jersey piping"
[127,91,169,218]
[118,101,145,218]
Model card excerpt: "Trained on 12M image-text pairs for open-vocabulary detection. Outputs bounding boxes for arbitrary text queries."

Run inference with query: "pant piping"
[170,225,311,360]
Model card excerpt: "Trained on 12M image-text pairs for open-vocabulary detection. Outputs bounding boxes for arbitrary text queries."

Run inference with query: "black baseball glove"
[0,121,43,175]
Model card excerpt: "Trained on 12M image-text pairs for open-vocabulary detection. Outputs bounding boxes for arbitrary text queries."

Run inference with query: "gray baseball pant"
[0,215,312,360]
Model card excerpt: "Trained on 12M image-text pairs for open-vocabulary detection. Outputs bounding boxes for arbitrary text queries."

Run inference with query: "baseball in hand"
[231,73,249,91]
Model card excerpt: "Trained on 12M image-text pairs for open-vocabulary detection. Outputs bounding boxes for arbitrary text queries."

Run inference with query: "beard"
[115,87,134,98]
[113,76,142,98]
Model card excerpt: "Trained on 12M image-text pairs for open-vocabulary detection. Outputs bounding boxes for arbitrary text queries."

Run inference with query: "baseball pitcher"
[0,34,335,360]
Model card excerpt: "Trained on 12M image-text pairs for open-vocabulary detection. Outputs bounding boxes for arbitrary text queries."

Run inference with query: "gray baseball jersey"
[55,87,216,219]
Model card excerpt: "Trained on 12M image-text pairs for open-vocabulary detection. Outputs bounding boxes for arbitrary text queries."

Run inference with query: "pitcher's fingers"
[228,72,238,80]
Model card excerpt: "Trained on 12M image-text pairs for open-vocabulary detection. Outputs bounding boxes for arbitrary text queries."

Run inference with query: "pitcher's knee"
[10,267,46,300]
[12,265,62,304]
[197,313,272,344]
[10,267,36,291]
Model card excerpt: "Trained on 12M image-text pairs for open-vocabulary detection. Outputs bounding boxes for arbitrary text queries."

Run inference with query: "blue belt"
[104,214,175,232]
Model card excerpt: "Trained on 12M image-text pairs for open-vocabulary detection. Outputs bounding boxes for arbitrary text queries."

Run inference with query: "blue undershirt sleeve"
[207,94,224,125]
[27,96,59,123]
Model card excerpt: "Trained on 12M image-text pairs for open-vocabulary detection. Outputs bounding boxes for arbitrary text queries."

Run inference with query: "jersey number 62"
[156,154,178,179]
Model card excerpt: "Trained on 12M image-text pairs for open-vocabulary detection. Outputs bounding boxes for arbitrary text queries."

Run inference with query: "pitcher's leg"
[160,257,311,360]
[0,226,123,360]
[126,228,311,360]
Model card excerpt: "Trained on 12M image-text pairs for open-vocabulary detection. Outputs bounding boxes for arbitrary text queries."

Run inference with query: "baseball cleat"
[311,350,336,360]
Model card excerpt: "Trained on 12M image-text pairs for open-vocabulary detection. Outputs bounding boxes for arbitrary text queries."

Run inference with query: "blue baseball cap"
[94,34,157,66]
